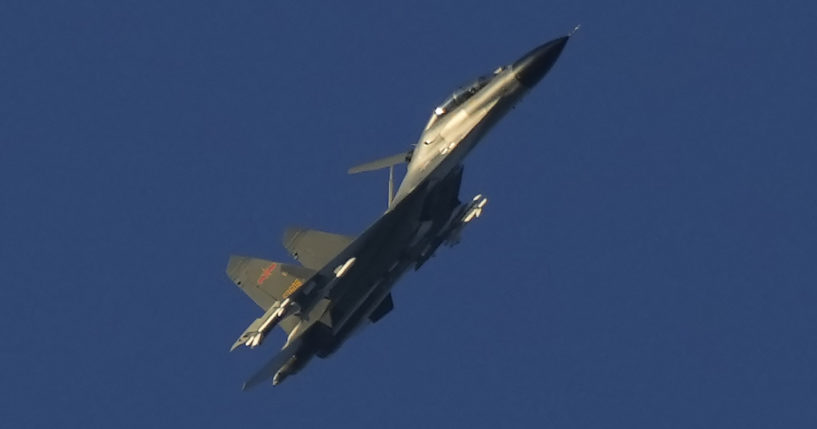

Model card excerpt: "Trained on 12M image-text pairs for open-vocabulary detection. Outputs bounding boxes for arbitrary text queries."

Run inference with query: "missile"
[413,194,489,268]
[272,356,298,385]
[233,258,357,352]
[231,298,300,350]
[463,194,488,223]
[333,257,357,278]
[253,299,299,344]
[248,333,262,348]
[444,194,488,246]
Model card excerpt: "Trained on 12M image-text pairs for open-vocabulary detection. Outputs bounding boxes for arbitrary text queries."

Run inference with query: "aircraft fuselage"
[239,34,571,388]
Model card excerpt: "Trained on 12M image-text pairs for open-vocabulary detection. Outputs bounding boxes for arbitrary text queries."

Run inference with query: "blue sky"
[1,1,816,427]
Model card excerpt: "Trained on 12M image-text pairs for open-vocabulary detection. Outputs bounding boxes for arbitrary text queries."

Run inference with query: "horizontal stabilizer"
[283,227,355,270]
[348,151,410,174]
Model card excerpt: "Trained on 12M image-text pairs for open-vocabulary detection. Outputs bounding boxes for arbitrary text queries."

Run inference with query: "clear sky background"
[2,1,816,427]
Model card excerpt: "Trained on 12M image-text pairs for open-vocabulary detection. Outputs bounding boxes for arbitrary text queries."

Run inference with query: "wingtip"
[281,226,302,251]
[225,255,246,281]
[569,24,581,37]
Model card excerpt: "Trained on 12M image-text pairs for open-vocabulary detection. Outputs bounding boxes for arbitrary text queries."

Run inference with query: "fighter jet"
[226,30,574,389]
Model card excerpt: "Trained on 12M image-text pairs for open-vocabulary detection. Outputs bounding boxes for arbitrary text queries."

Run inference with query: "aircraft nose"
[513,36,569,87]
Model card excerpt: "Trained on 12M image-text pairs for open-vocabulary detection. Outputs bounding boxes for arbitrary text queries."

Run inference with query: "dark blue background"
[2,1,815,427]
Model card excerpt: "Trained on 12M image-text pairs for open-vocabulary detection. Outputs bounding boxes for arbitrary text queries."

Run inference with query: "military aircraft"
[226,29,574,389]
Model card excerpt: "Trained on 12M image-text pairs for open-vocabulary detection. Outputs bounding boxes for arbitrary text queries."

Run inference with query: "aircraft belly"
[325,231,412,323]
[318,171,464,355]
[317,266,409,357]
[320,186,426,329]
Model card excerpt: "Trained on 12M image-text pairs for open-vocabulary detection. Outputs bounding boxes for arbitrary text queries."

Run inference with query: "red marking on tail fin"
[257,263,277,285]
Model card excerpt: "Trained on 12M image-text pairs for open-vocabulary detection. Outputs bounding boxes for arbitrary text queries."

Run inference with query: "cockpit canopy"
[423,69,503,130]
[437,76,490,114]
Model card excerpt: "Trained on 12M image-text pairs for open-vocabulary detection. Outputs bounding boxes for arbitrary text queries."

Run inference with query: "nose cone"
[513,36,569,87]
